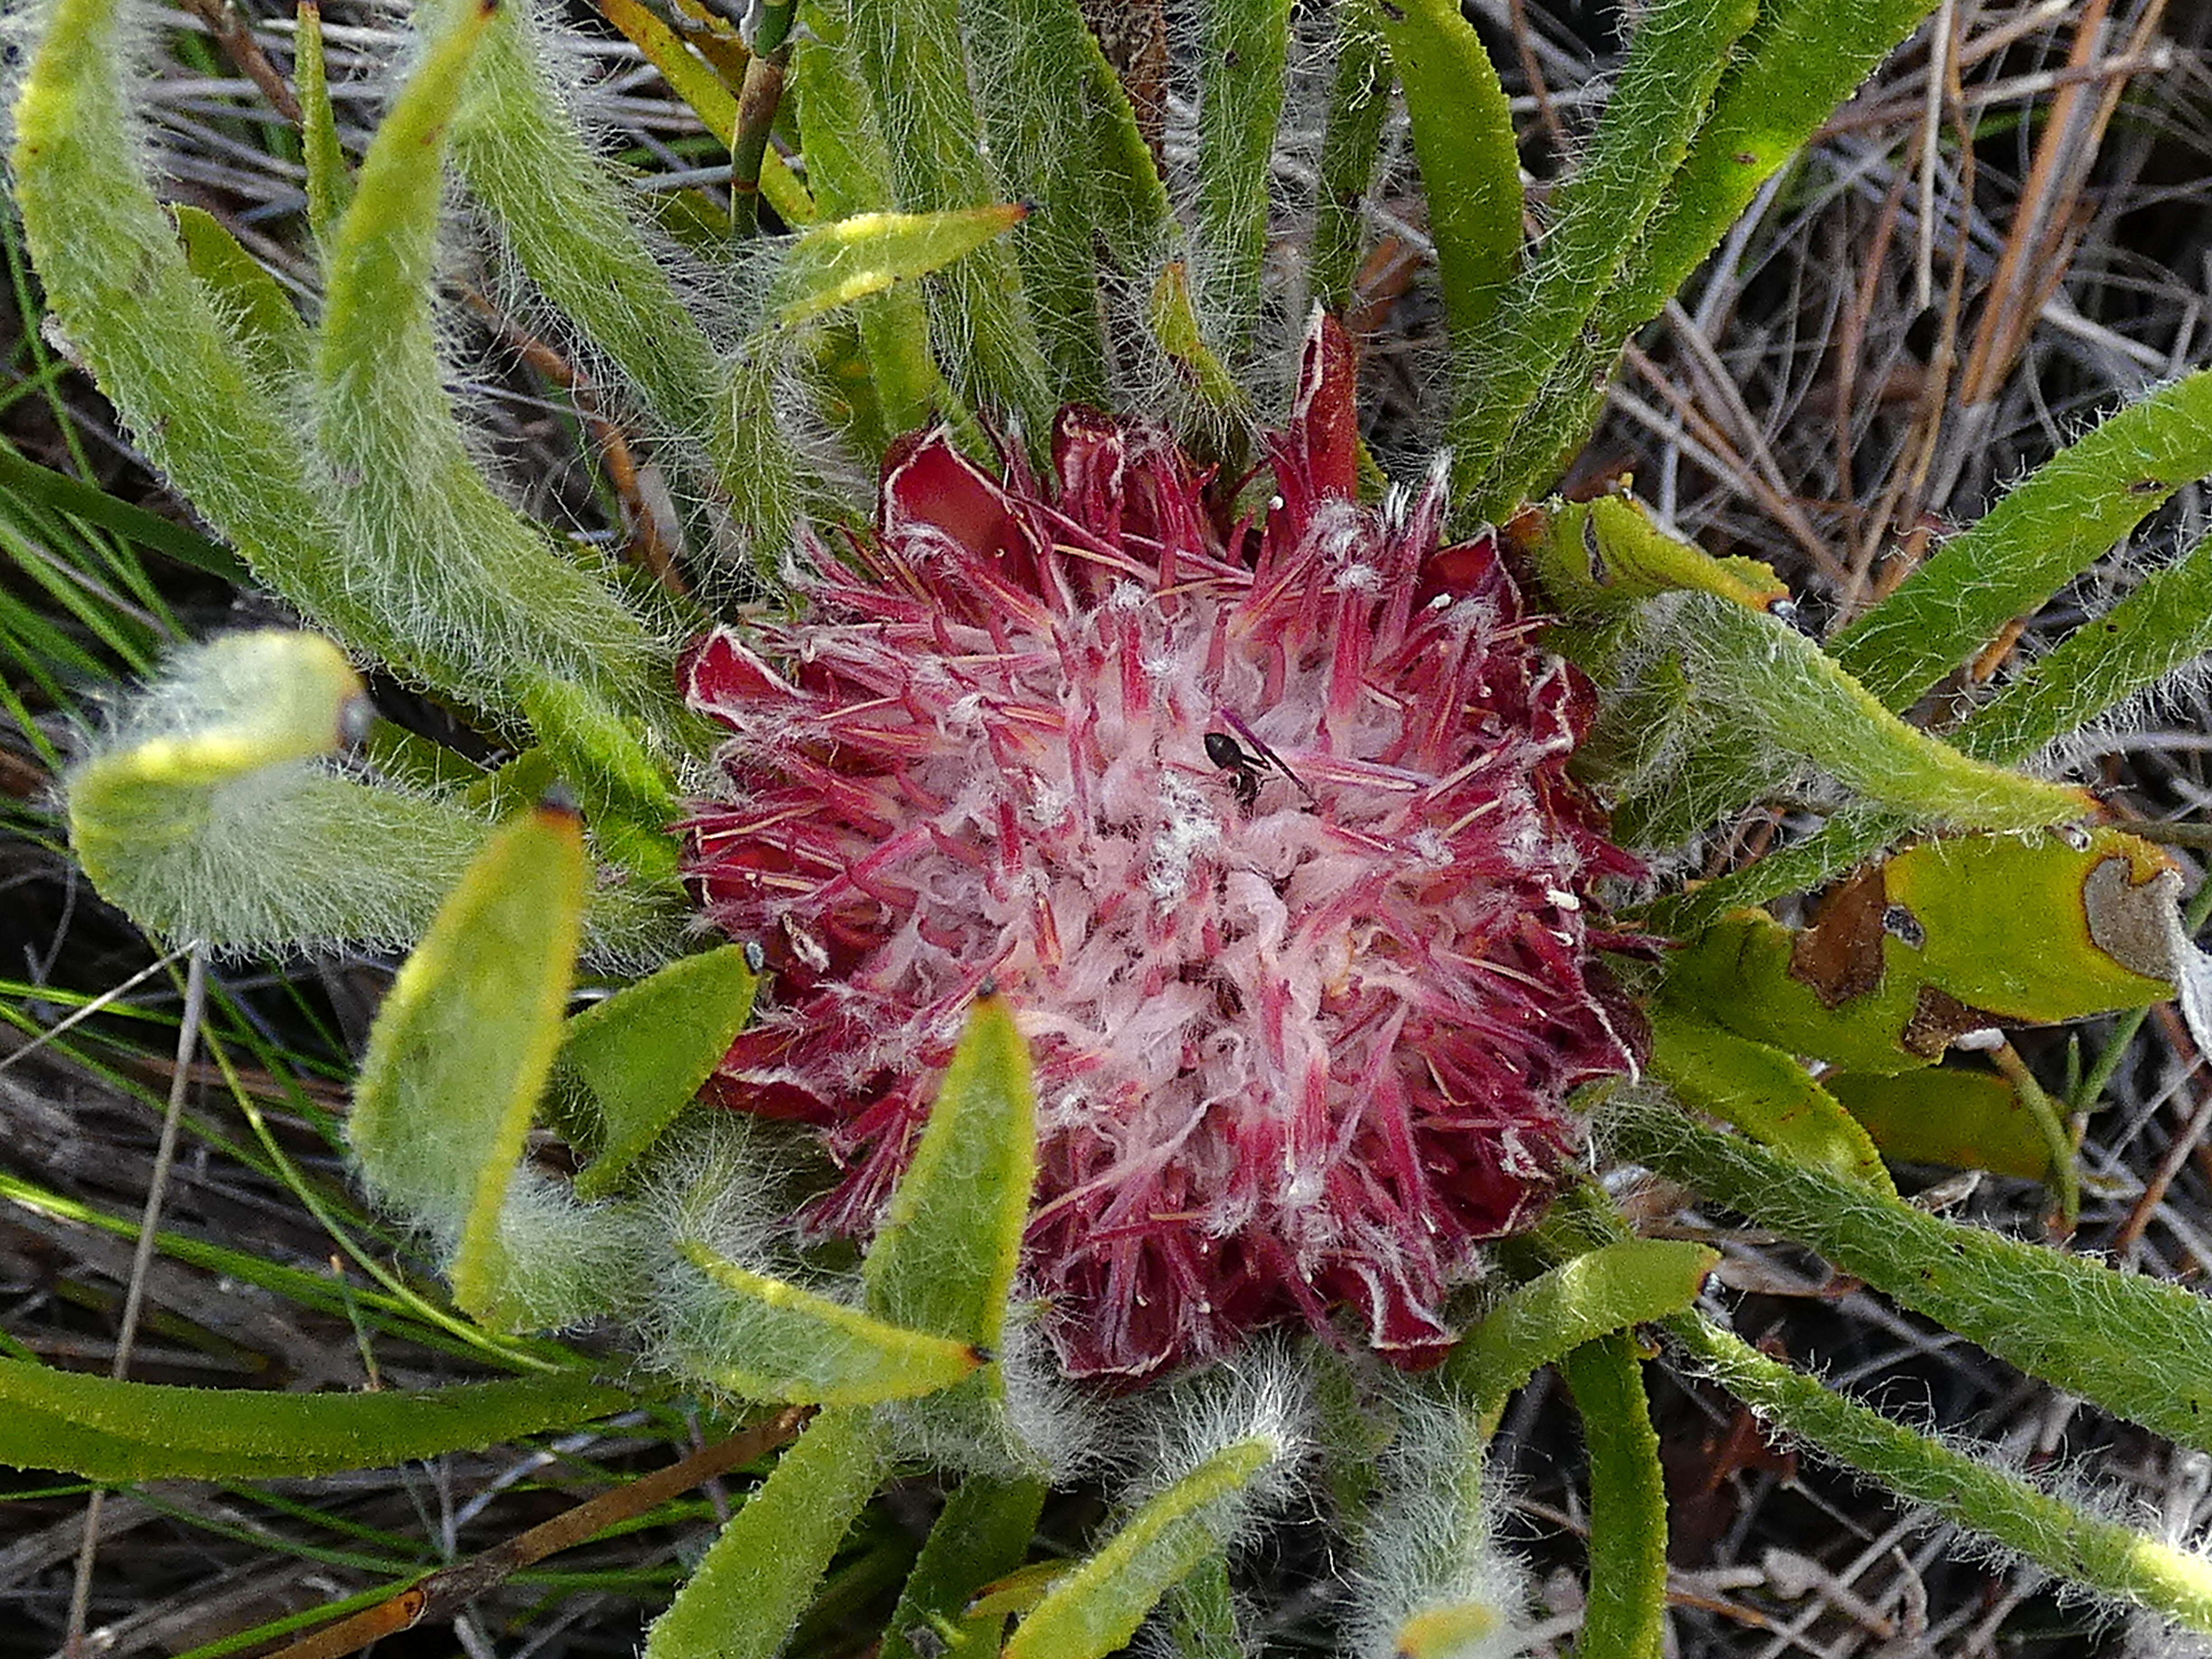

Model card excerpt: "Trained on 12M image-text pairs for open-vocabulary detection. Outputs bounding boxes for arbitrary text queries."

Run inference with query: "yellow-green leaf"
[1664,828,2180,1073]
[1649,1007,1892,1192]
[772,205,1030,329]
[672,1241,984,1404]
[1826,1068,2061,1182]
[1004,1439,1276,1659]
[862,990,1036,1348]
[349,799,588,1324]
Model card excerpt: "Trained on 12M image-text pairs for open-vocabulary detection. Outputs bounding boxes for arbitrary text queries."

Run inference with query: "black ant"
[1205,730,1266,811]
[1204,714,1317,814]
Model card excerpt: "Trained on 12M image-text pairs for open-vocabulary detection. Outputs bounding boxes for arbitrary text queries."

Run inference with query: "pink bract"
[682,316,1644,1380]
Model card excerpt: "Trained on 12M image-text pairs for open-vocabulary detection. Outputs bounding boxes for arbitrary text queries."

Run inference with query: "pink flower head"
[682,314,1644,1380]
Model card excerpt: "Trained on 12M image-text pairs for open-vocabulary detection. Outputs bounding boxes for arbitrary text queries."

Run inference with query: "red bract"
[682,315,1643,1380]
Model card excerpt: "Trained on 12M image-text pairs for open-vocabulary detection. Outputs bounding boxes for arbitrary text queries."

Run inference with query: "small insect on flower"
[683,312,1645,1381]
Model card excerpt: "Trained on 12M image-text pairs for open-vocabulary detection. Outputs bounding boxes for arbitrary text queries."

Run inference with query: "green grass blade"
[0,1359,641,1481]
[643,1405,887,1659]
[1832,367,2212,712]
[1377,0,1520,371]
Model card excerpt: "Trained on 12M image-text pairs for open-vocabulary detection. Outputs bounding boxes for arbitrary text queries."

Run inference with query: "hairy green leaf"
[566,944,759,1199]
[1648,1009,1892,1191]
[644,1406,887,1659]
[1458,0,1758,517]
[1005,1438,1276,1659]
[1832,367,2212,712]
[1670,1311,2212,1636]
[1443,1238,1719,1424]
[862,991,1037,1349]
[673,1240,986,1403]
[1611,1100,2212,1454]
[1558,1333,1668,1659]
[349,799,588,1325]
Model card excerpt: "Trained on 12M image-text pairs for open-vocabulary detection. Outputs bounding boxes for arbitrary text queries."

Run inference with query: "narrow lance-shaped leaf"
[172,206,309,390]
[1647,1008,1892,1192]
[840,0,1055,431]
[66,631,496,951]
[1954,529,2212,768]
[772,206,1031,329]
[670,1240,985,1404]
[1608,1098,2212,1456]
[1825,1068,2064,1184]
[1442,1238,1718,1428]
[1482,0,1943,510]
[0,1357,641,1482]
[792,1,951,435]
[520,675,685,888]
[1376,0,1521,369]
[1518,494,1789,622]
[566,943,760,1199]
[1193,0,1291,364]
[643,1406,888,1659]
[1669,1311,2212,1637]
[1558,1333,1669,1659]
[314,0,665,719]
[297,0,352,244]
[1004,1438,1278,1659]
[862,990,1037,1347]
[349,797,588,1324]
[1831,366,2212,712]
[9,0,408,670]
[1457,0,1758,517]
[1311,0,1391,312]
[1659,591,2093,832]
[960,0,1173,400]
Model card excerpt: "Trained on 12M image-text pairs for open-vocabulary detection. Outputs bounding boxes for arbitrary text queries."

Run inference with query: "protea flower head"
[682,314,1644,1381]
